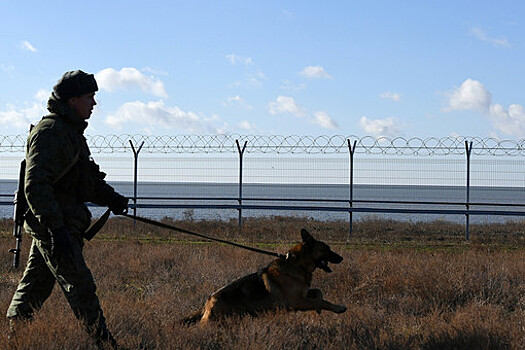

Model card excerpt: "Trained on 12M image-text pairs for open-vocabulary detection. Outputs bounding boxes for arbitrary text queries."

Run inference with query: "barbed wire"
[1,134,525,156]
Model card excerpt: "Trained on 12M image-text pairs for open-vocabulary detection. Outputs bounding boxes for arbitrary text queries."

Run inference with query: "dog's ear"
[301,229,316,245]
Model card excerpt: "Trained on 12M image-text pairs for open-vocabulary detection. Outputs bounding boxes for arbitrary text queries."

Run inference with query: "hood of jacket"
[46,93,88,132]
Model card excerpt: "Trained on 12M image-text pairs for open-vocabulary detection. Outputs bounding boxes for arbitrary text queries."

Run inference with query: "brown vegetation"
[0,216,524,349]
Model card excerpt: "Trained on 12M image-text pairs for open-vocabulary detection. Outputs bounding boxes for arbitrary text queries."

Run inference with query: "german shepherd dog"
[181,229,346,325]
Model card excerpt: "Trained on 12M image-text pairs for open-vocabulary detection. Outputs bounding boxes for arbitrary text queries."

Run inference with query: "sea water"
[1,180,525,223]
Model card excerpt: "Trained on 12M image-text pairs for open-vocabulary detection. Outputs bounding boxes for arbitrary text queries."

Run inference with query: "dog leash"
[121,213,287,259]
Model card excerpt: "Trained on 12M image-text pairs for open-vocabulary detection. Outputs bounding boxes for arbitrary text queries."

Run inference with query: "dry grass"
[0,216,524,349]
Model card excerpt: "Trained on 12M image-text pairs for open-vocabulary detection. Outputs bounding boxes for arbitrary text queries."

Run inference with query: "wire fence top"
[2,134,525,156]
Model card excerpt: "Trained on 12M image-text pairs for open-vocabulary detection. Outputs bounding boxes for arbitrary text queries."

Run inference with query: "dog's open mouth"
[316,252,343,273]
[317,260,332,273]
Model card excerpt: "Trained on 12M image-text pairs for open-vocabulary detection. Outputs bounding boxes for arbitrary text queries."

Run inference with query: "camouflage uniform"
[6,73,126,348]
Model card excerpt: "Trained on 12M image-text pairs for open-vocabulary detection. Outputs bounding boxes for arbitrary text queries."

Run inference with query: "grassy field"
[0,216,524,349]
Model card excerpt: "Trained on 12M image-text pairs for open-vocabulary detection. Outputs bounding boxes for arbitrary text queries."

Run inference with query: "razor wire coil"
[1,134,525,156]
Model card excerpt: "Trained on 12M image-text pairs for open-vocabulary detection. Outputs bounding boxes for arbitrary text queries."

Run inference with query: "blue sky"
[0,1,523,139]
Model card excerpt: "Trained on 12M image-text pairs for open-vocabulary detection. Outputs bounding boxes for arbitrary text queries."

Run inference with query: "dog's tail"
[180,310,203,326]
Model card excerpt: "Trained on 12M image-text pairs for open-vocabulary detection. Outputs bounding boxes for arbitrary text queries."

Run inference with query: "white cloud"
[226,54,253,65]
[0,90,48,130]
[299,65,333,79]
[142,66,169,76]
[313,111,338,129]
[444,78,525,138]
[268,96,306,117]
[470,27,510,48]
[224,95,253,110]
[227,71,265,88]
[239,120,256,131]
[380,91,401,102]
[489,104,525,138]
[226,55,264,89]
[445,78,492,112]
[20,40,37,52]
[227,95,242,103]
[267,96,339,130]
[0,104,42,129]
[95,67,168,98]
[359,116,400,138]
[34,89,49,103]
[279,80,307,92]
[247,70,266,85]
[104,100,222,133]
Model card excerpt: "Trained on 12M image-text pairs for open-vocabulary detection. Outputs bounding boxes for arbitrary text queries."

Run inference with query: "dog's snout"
[329,252,343,264]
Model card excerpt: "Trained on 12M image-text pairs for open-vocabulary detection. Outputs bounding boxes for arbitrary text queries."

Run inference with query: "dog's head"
[287,229,343,273]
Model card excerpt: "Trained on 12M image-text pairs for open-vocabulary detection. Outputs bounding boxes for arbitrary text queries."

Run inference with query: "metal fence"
[1,134,525,239]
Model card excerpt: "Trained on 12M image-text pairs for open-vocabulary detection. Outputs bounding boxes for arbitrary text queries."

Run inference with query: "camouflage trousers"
[6,230,112,343]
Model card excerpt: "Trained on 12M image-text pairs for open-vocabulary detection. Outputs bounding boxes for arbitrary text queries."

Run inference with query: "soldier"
[6,70,129,349]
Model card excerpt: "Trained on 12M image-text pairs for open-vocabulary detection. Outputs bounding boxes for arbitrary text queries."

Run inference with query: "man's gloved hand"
[109,193,129,215]
[51,226,74,260]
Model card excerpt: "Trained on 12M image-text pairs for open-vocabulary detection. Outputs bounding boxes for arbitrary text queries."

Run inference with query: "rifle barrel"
[10,159,27,269]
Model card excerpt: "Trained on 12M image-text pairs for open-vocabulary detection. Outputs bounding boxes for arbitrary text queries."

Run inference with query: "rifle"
[9,159,28,269]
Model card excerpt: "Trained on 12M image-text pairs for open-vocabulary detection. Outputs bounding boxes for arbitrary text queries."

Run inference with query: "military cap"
[53,70,98,100]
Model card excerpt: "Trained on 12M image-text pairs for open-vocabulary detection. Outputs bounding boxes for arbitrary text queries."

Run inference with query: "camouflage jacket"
[24,96,119,236]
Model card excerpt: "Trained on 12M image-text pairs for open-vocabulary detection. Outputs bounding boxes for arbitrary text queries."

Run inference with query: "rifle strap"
[25,150,110,241]
[22,149,79,217]
[51,150,111,240]
[54,150,111,240]
[53,150,80,184]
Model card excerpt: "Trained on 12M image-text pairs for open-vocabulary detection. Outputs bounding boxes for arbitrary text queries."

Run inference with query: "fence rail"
[2,134,525,240]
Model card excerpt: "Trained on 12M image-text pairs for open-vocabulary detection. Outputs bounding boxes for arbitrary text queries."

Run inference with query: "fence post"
[129,140,144,224]
[347,139,357,239]
[465,140,473,240]
[236,140,247,232]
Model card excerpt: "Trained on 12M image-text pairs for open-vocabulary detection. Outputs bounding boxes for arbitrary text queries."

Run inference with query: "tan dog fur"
[181,229,346,325]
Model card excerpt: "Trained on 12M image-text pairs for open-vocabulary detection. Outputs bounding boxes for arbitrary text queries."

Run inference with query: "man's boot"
[7,316,32,348]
